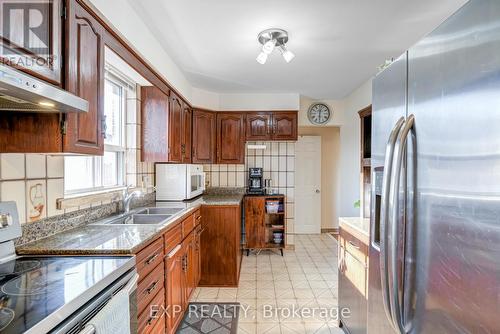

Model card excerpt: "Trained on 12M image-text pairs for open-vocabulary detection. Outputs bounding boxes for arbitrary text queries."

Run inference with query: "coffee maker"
[248,168,264,194]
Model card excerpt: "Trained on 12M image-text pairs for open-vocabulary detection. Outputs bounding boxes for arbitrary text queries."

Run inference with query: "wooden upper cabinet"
[63,0,105,155]
[246,112,272,140]
[141,86,169,162]
[0,0,63,85]
[244,111,298,141]
[192,109,216,164]
[182,105,192,163]
[216,112,245,164]
[272,111,297,140]
[168,93,183,162]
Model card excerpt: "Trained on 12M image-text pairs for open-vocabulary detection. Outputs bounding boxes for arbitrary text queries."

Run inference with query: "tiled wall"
[125,84,155,189]
[204,141,296,245]
[0,84,154,225]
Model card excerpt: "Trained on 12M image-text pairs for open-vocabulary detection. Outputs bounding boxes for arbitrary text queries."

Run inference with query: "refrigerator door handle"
[388,114,415,334]
[378,116,405,329]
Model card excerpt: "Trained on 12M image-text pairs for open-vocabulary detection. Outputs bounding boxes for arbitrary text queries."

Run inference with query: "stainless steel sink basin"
[136,207,184,215]
[98,214,172,225]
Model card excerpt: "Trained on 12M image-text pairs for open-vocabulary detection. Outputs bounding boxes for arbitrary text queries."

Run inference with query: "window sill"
[64,186,126,199]
[57,186,155,211]
[57,187,126,211]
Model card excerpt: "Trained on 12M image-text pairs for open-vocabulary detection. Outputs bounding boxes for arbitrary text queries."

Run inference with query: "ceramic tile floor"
[191,234,343,334]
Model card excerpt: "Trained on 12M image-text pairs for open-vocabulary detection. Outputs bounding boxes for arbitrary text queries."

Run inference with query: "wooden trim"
[358,105,372,118]
[321,227,339,234]
[77,0,180,100]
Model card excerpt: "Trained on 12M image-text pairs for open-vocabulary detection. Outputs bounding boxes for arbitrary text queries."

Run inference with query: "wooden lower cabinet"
[134,205,240,333]
[163,209,204,334]
[199,205,242,287]
[134,238,165,334]
[165,241,185,334]
[338,227,368,334]
[138,288,165,334]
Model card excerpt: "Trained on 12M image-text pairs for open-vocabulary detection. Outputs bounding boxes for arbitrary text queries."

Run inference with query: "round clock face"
[308,103,331,125]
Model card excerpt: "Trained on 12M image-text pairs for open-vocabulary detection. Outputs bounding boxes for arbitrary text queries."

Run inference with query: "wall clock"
[307,103,331,125]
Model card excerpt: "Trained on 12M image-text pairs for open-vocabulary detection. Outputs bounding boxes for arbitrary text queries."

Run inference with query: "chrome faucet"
[123,185,143,213]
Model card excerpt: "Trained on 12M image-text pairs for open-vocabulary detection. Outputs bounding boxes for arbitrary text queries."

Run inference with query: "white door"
[295,136,321,234]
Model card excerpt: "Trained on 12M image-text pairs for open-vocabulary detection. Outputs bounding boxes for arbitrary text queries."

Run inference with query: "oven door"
[187,165,205,199]
[50,270,139,334]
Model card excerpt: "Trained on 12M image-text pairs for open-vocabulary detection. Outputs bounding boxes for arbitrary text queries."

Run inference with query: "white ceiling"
[129,0,467,99]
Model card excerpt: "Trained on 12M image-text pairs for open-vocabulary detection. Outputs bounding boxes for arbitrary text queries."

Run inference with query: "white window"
[64,71,129,195]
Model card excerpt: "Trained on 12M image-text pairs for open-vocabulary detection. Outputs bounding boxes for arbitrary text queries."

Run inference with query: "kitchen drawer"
[340,228,368,265]
[182,214,195,237]
[194,209,202,226]
[136,238,164,280]
[150,311,166,334]
[137,263,164,314]
[138,288,165,334]
[164,222,183,254]
[339,246,367,334]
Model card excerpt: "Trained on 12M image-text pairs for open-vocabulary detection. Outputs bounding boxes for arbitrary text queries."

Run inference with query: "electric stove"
[0,202,136,334]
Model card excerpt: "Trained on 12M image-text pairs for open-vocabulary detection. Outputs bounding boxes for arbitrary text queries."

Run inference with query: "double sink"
[92,207,185,226]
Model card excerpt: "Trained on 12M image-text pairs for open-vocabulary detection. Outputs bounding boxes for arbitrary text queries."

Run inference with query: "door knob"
[315,189,320,193]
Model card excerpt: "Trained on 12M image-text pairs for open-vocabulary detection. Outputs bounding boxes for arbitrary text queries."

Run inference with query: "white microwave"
[156,164,205,201]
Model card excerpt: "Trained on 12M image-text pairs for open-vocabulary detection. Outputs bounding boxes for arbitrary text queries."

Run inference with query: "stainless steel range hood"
[0,64,88,113]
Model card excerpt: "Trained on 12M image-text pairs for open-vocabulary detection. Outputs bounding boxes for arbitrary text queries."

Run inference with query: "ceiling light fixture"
[256,28,294,64]
[279,45,295,63]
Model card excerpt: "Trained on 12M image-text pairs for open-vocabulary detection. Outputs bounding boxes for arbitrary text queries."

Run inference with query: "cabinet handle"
[182,255,187,272]
[348,240,360,249]
[101,115,107,138]
[146,280,159,294]
[147,310,159,325]
[145,253,159,265]
[166,244,181,258]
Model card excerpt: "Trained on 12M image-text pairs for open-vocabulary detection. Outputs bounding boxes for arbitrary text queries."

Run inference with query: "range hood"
[0,64,88,113]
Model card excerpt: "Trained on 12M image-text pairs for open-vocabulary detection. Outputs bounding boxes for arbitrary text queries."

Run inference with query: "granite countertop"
[339,216,370,245]
[16,191,244,256]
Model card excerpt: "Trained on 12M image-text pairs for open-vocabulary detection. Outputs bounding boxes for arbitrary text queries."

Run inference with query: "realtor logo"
[1,0,51,56]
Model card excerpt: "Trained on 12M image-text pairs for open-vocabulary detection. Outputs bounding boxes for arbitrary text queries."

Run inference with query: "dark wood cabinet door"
[199,205,241,287]
[165,247,185,334]
[168,93,183,162]
[185,233,196,300]
[182,105,192,163]
[216,113,245,164]
[63,0,104,154]
[246,112,272,140]
[141,86,169,162]
[0,0,63,85]
[192,109,216,164]
[272,112,298,140]
[244,197,267,248]
[194,228,202,285]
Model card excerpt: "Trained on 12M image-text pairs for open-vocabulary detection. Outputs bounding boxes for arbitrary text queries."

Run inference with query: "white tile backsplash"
[26,154,46,179]
[247,141,296,245]
[46,156,64,178]
[1,180,26,223]
[1,154,25,180]
[26,179,46,223]
[47,179,64,217]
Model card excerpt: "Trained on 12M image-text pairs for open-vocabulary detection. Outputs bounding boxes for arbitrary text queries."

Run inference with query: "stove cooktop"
[0,256,133,334]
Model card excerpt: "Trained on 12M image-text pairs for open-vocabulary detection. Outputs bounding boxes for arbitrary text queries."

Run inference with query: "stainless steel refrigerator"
[368,0,500,333]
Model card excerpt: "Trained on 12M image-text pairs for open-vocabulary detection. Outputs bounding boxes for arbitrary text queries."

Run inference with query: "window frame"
[64,68,133,197]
